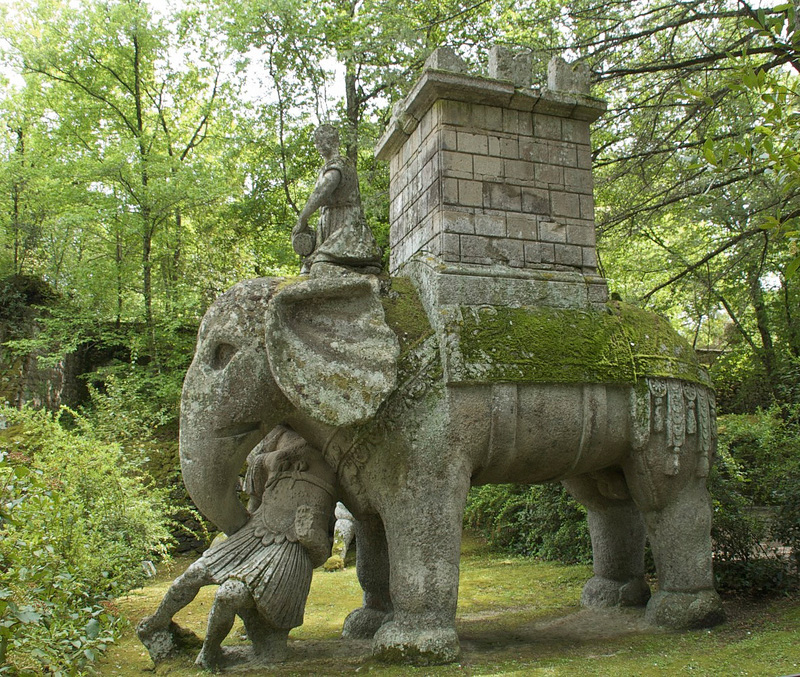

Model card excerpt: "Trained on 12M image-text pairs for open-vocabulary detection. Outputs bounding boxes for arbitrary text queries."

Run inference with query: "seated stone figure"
[137,426,337,670]
[292,124,382,276]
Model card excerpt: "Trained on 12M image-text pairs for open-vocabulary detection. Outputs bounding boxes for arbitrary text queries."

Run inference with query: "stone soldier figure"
[137,426,337,670]
[292,124,382,275]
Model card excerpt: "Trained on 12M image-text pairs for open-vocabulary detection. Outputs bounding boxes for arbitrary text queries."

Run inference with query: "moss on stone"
[274,275,308,292]
[272,276,705,388]
[380,277,435,355]
[445,300,710,386]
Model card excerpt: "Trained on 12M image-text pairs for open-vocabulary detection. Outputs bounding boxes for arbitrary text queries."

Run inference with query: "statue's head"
[313,124,340,157]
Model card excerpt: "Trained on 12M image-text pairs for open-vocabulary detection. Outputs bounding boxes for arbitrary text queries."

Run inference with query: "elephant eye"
[210,342,237,370]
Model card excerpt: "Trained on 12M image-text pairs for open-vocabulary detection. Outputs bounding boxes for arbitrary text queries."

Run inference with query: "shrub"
[708,410,799,593]
[81,364,212,552]
[769,455,800,573]
[717,407,800,505]
[0,405,172,674]
[464,483,592,564]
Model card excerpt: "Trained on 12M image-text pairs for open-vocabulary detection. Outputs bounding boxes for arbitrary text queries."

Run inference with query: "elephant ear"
[265,276,400,427]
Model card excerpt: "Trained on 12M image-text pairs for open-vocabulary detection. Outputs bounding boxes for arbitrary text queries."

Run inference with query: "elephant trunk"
[179,412,262,536]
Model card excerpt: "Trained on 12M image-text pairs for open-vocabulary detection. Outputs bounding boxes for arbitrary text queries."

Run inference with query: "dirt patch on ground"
[458,606,653,655]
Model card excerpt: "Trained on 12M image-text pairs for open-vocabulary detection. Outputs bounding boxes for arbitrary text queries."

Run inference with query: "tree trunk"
[115,228,123,329]
[133,30,158,364]
[343,0,360,165]
[11,128,24,274]
[747,266,777,387]
[344,65,359,165]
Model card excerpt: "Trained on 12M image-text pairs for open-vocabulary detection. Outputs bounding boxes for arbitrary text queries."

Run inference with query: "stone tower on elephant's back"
[375,46,608,312]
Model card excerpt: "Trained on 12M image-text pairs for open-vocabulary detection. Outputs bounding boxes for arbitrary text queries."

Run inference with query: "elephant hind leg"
[636,476,724,629]
[563,470,651,609]
[342,513,393,640]
[622,439,724,630]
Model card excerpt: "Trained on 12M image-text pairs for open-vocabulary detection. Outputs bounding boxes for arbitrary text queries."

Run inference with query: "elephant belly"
[458,383,632,485]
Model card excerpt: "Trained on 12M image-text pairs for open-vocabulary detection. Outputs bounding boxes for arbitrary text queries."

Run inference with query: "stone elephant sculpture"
[180,273,724,665]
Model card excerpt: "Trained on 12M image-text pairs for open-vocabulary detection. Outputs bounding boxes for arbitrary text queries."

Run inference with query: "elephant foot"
[581,575,651,608]
[342,607,391,639]
[645,589,725,630]
[372,620,459,665]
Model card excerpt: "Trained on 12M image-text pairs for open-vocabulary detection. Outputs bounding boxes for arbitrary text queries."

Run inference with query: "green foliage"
[772,481,800,572]
[705,4,800,277]
[717,407,800,505]
[84,363,185,444]
[0,405,171,674]
[0,275,58,329]
[708,410,800,593]
[464,483,592,565]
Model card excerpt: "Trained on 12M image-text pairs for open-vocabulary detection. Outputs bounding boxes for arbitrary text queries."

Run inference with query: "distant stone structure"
[334,503,356,564]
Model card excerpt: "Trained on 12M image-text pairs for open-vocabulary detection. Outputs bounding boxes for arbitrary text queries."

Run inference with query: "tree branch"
[641,227,762,301]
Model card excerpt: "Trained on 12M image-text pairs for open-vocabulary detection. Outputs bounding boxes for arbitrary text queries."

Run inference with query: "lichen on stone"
[380,276,435,355]
[441,300,710,386]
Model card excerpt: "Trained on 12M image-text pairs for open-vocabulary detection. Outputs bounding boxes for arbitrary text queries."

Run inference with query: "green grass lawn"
[101,534,799,676]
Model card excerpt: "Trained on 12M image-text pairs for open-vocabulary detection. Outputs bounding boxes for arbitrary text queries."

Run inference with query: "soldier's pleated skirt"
[203,524,312,629]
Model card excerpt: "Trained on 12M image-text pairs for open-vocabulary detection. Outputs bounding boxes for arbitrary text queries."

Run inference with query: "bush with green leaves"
[717,407,800,505]
[706,443,786,593]
[710,408,800,592]
[464,483,592,565]
[81,362,213,552]
[0,405,171,675]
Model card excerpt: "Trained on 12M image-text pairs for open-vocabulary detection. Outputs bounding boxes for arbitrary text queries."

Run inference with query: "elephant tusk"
[213,422,262,439]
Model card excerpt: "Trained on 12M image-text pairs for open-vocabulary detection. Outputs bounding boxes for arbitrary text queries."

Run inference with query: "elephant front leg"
[563,472,651,609]
[342,514,393,639]
[371,478,468,665]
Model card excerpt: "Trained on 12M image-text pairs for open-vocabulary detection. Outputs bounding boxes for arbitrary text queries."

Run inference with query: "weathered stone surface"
[548,56,592,95]
[265,276,400,428]
[645,590,725,630]
[293,125,382,275]
[377,45,608,277]
[324,502,357,570]
[439,300,713,387]
[488,45,533,88]
[424,46,467,73]
[374,64,606,163]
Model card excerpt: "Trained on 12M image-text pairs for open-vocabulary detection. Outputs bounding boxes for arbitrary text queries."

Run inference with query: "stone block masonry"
[378,50,605,280]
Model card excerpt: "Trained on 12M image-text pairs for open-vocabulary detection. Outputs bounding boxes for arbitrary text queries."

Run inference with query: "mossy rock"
[380,276,435,354]
[444,300,710,386]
